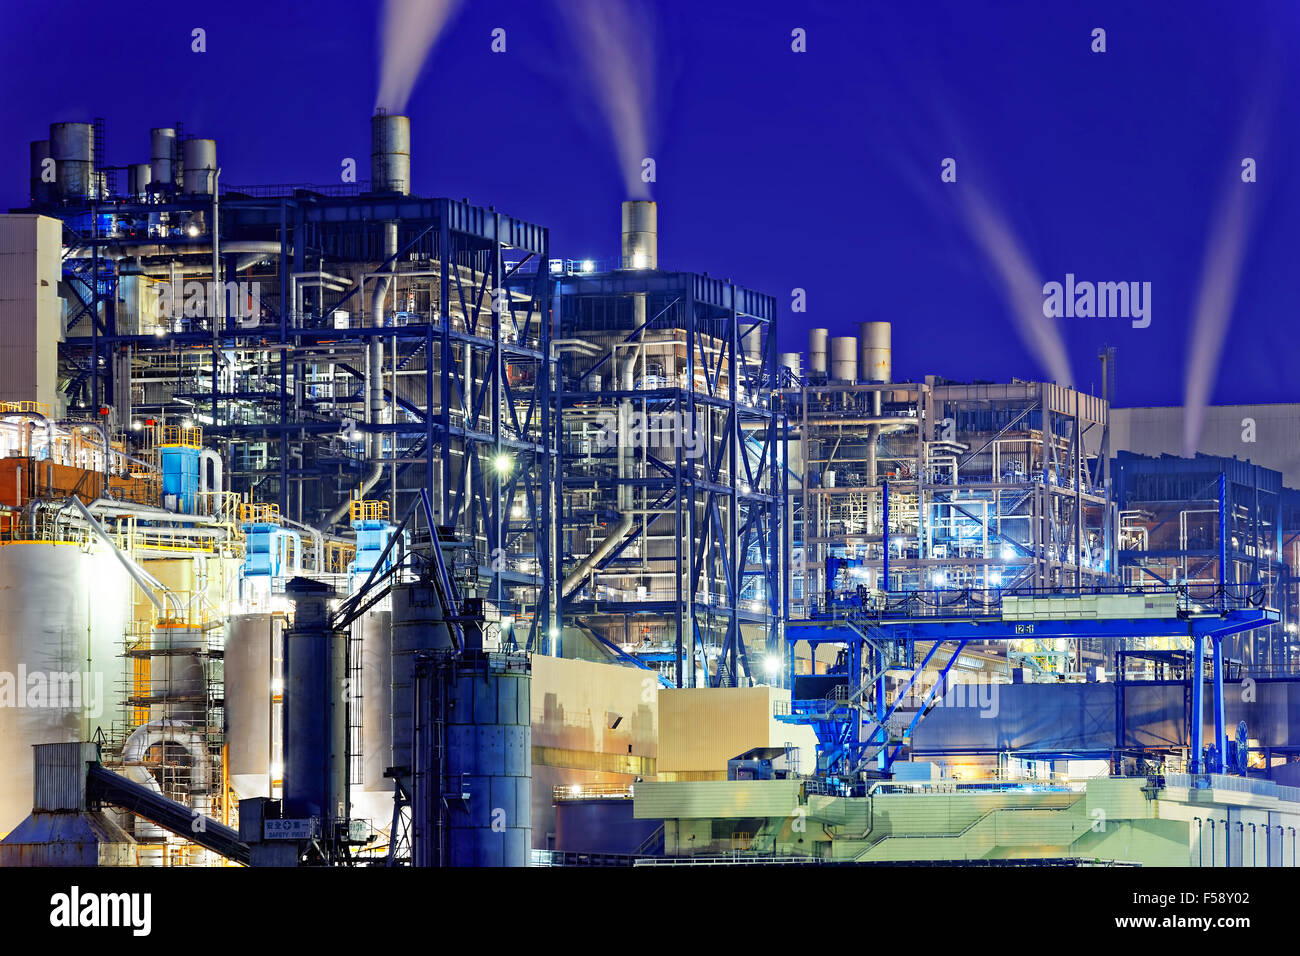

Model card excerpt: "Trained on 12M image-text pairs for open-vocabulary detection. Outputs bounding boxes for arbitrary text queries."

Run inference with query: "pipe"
[561,514,634,599]
[198,449,223,498]
[281,515,325,573]
[122,718,214,819]
[66,495,181,615]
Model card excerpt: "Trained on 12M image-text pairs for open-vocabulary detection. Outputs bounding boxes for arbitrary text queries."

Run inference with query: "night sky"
[2,0,1297,407]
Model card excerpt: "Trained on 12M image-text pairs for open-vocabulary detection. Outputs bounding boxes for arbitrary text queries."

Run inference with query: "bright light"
[988,571,1002,586]
[131,420,142,431]
[632,252,647,269]
[271,678,284,695]
[186,224,199,237]
[500,615,514,635]
[1001,545,1016,560]
[934,570,948,585]
[182,418,194,428]
[763,655,781,677]
[581,259,595,273]
[154,326,167,337]
[548,626,560,640]
[493,452,513,475]
[548,259,563,275]
[270,763,283,780]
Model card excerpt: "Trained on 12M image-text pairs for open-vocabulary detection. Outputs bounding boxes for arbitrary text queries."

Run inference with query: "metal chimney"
[620,200,657,269]
[371,111,411,195]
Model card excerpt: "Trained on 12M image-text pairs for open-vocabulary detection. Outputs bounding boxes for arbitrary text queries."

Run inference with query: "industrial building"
[1,112,1298,869]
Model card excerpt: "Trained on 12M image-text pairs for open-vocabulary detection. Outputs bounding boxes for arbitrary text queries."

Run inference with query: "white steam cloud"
[957,188,1074,388]
[556,0,655,198]
[375,0,463,114]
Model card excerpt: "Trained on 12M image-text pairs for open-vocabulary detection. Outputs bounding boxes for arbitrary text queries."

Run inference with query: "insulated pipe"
[66,496,182,616]
[122,718,213,818]
[561,514,634,599]
[198,449,223,498]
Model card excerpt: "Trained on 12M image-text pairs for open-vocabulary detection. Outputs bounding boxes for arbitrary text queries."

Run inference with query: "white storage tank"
[149,127,178,188]
[807,328,828,377]
[860,320,892,384]
[49,122,95,201]
[830,336,858,383]
[224,612,276,800]
[181,139,218,195]
[0,543,132,836]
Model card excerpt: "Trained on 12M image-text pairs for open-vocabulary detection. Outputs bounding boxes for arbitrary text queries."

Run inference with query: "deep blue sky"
[3,0,1298,407]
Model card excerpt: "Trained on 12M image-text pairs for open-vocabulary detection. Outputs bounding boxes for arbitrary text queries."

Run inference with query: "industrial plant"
[0,100,1296,871]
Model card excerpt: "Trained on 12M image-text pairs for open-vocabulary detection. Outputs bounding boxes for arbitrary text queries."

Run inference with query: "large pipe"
[122,718,214,831]
[621,200,658,270]
[198,449,223,498]
[561,514,634,599]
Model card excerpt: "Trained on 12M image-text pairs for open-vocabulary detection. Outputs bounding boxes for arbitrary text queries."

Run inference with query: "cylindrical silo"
[29,140,53,206]
[148,624,207,725]
[181,139,217,195]
[282,579,346,823]
[390,582,452,779]
[808,328,828,378]
[437,650,531,867]
[620,200,658,270]
[830,336,858,383]
[224,612,275,800]
[0,543,132,836]
[149,127,178,188]
[127,163,152,202]
[49,122,95,201]
[352,608,393,827]
[370,112,411,195]
[779,352,801,378]
[859,321,892,384]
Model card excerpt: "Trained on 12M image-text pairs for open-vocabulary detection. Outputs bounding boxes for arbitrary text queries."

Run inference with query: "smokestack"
[620,200,657,269]
[371,111,411,195]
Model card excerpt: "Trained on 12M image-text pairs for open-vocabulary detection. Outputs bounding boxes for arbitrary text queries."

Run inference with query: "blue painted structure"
[159,445,200,512]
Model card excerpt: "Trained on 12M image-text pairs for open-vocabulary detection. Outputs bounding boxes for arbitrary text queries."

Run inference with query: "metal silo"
[127,163,152,202]
[370,112,411,195]
[147,624,207,724]
[0,543,132,836]
[859,320,892,384]
[353,608,393,826]
[149,127,178,188]
[390,582,452,781]
[224,612,276,800]
[437,650,532,867]
[830,336,858,383]
[282,578,346,823]
[181,139,218,195]
[808,328,829,378]
[28,140,53,206]
[49,122,95,201]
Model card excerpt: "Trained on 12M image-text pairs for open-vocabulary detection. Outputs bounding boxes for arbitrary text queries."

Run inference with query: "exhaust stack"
[620,199,657,270]
[371,111,411,195]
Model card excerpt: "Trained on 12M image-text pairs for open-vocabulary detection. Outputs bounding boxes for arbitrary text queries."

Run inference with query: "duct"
[281,516,325,573]
[0,412,54,461]
[198,449,223,497]
[121,718,213,821]
[280,529,304,577]
[561,514,634,599]
[65,496,181,616]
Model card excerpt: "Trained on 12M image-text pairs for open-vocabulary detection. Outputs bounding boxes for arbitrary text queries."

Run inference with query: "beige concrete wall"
[0,215,64,414]
[529,656,658,848]
[658,687,819,777]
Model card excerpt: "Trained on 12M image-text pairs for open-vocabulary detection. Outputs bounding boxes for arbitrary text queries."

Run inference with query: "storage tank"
[620,200,657,270]
[49,122,95,201]
[779,352,801,379]
[352,608,393,827]
[282,578,346,823]
[149,128,178,188]
[181,139,217,195]
[28,140,53,205]
[127,164,152,202]
[859,321,892,384]
[390,582,452,779]
[224,612,276,800]
[370,112,411,195]
[830,336,858,383]
[808,328,828,378]
[437,650,531,866]
[0,543,132,836]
